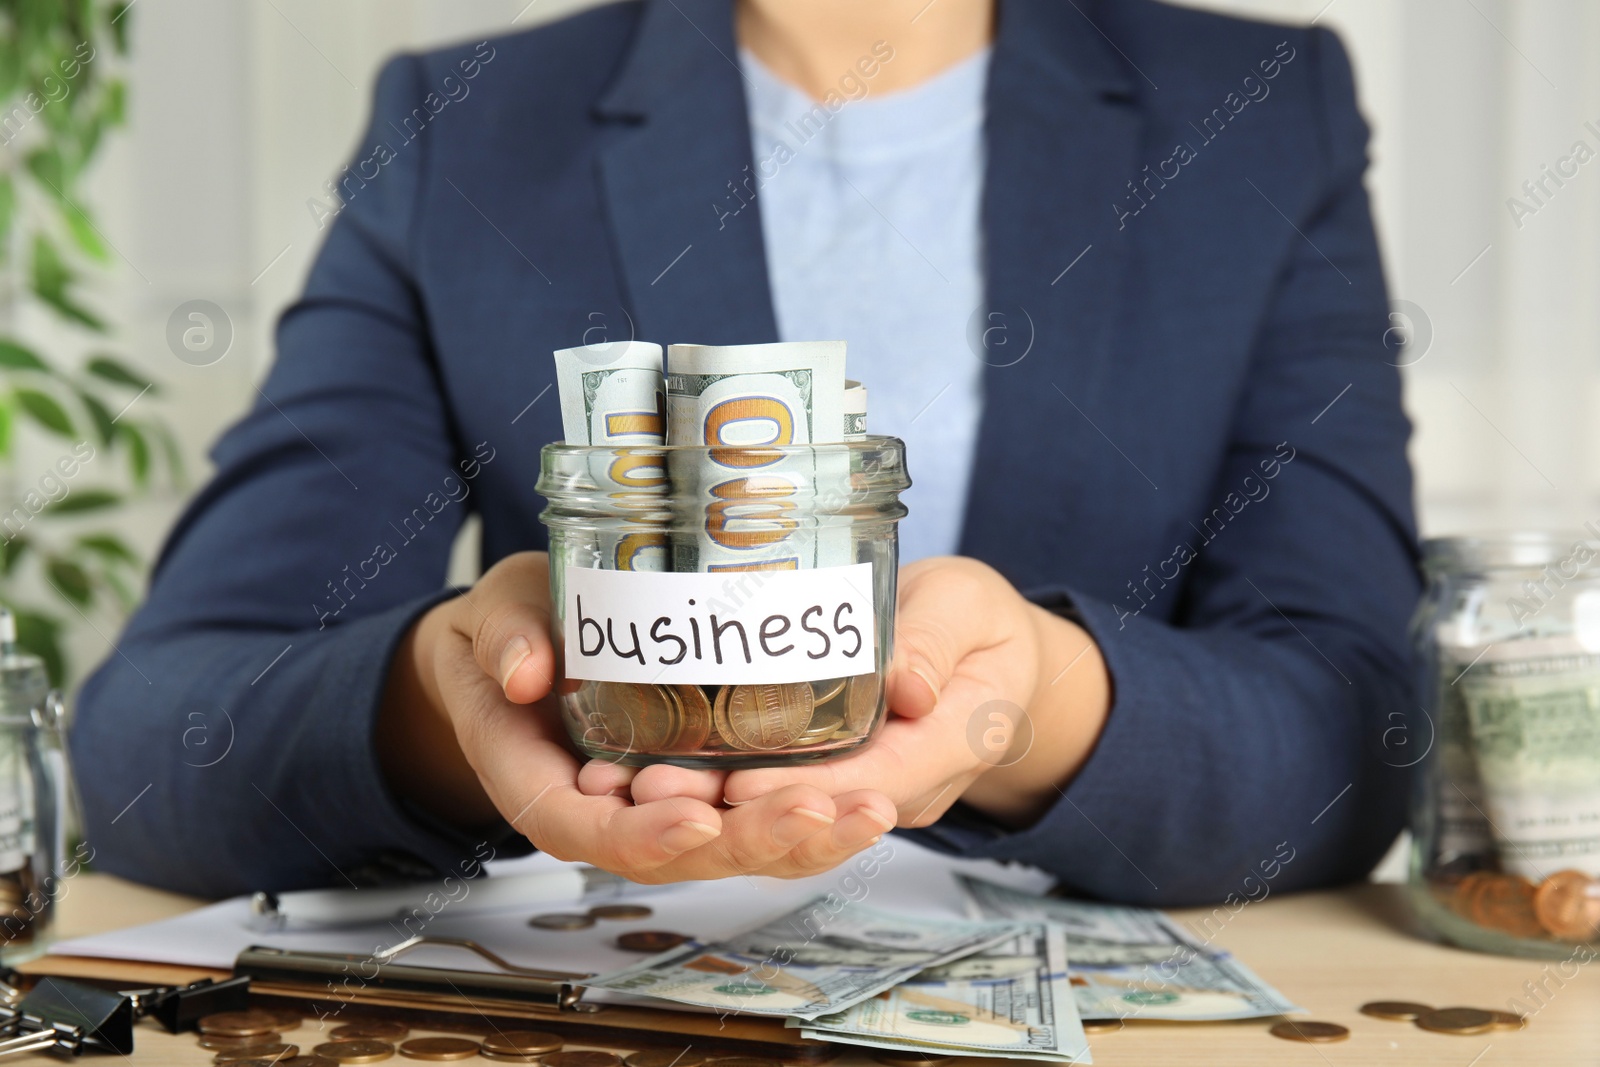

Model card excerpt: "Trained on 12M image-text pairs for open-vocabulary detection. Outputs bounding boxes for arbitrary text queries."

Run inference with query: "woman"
[71,0,1418,904]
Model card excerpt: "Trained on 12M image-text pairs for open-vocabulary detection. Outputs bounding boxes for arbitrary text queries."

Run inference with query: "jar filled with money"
[1408,533,1600,957]
[538,434,908,768]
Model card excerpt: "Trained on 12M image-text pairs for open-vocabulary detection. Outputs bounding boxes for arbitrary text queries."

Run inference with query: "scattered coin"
[529,912,597,931]
[705,1058,784,1067]
[624,1050,706,1067]
[275,1059,339,1067]
[215,1043,299,1064]
[1081,1019,1124,1034]
[201,1011,283,1038]
[479,1031,564,1058]
[202,1033,284,1051]
[330,1023,409,1042]
[616,930,691,952]
[220,1060,297,1067]
[542,1052,623,1067]
[717,682,814,750]
[397,1036,480,1060]
[258,1009,305,1032]
[312,1039,397,1063]
[1415,1007,1496,1035]
[869,1053,950,1067]
[588,903,654,921]
[1269,1021,1350,1043]
[1487,1010,1527,1031]
[1533,869,1600,941]
[1360,1000,1434,1021]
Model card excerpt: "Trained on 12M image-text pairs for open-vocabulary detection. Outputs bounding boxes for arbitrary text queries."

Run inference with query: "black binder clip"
[0,976,136,1057]
[119,975,251,1033]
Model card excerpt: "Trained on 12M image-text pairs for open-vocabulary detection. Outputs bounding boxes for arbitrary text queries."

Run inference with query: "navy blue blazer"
[71,0,1420,904]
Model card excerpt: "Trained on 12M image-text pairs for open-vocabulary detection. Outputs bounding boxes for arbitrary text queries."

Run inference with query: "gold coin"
[668,684,713,751]
[541,1053,623,1067]
[479,1031,563,1057]
[1534,869,1600,941]
[1415,1007,1496,1035]
[843,672,881,735]
[528,912,596,930]
[1360,1000,1433,1021]
[313,1040,397,1063]
[594,682,679,752]
[616,929,691,952]
[276,1059,340,1067]
[201,1033,283,1050]
[588,903,653,921]
[331,1023,409,1042]
[258,1009,305,1032]
[201,1012,282,1039]
[624,1050,706,1067]
[214,1045,298,1064]
[1466,874,1544,938]
[811,678,847,705]
[1081,1019,1124,1034]
[1487,1010,1527,1031]
[1268,1021,1350,1043]
[717,683,814,750]
[397,1037,480,1060]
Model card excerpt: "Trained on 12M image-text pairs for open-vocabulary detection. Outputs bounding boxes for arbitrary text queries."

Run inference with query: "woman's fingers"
[629,763,728,806]
[452,553,558,705]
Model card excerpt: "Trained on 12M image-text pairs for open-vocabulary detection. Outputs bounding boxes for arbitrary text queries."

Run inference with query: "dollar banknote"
[959,877,1300,1022]
[1455,636,1600,878]
[665,342,849,572]
[585,895,1022,1021]
[844,379,868,441]
[552,341,668,572]
[796,920,1090,1062]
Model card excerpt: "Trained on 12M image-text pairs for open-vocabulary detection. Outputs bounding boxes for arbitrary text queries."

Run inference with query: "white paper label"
[563,563,876,685]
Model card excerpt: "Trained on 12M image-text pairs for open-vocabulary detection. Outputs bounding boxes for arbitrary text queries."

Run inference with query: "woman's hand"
[377,552,897,882]
[719,556,1113,829]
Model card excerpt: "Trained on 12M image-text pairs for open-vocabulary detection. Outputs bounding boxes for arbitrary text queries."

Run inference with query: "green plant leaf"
[108,4,132,54]
[122,421,149,486]
[14,388,75,437]
[101,79,126,126]
[64,203,110,263]
[1,537,28,577]
[43,488,119,515]
[0,400,12,460]
[10,608,65,687]
[85,354,153,391]
[24,147,68,202]
[45,557,92,607]
[75,388,115,447]
[30,235,105,332]
[99,566,137,612]
[0,176,14,261]
[0,339,52,373]
[74,532,138,567]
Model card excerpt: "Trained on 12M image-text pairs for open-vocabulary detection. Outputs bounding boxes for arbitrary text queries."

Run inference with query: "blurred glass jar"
[538,437,908,768]
[0,610,73,964]
[1409,533,1600,958]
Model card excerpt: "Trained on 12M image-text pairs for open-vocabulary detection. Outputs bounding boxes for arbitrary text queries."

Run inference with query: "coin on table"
[313,1039,397,1063]
[624,1049,706,1067]
[215,1043,299,1063]
[202,1033,284,1050]
[1360,1000,1434,1021]
[530,912,597,931]
[479,1031,564,1058]
[1268,1021,1350,1043]
[667,685,714,751]
[842,672,881,734]
[332,1023,410,1042]
[869,1052,949,1067]
[706,1058,784,1067]
[811,677,848,706]
[542,1052,624,1067]
[1487,1010,1527,1031]
[616,930,691,952]
[397,1037,481,1060]
[1415,1007,1496,1035]
[258,1009,305,1031]
[589,903,654,921]
[1534,869,1600,941]
[1081,1019,1124,1034]
[717,682,814,750]
[201,1011,283,1038]
[276,1059,339,1067]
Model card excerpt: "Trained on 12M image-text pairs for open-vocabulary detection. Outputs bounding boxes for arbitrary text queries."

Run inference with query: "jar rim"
[1423,530,1600,572]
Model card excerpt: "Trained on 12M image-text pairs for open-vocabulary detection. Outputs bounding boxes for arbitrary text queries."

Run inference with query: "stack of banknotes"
[587,876,1300,1063]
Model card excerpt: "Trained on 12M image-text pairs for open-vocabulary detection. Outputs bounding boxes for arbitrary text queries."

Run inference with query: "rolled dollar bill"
[844,379,868,441]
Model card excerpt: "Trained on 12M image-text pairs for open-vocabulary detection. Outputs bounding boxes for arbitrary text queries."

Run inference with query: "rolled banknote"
[797,920,1090,1063]
[585,895,1022,1021]
[844,379,868,441]
[553,341,667,572]
[665,341,848,572]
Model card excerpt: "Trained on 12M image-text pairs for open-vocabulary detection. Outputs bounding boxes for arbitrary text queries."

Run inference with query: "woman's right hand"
[377,552,896,882]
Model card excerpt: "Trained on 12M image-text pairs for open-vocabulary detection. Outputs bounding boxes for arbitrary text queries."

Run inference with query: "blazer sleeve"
[915,28,1423,906]
[68,56,500,897]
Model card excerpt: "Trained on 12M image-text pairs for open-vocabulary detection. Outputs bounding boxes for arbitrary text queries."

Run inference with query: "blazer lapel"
[592,0,778,347]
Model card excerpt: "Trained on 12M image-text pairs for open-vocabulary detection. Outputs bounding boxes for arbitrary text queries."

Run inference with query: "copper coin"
[1488,1010,1527,1031]
[705,1058,783,1067]
[542,1053,623,1067]
[258,1009,305,1032]
[667,685,713,751]
[202,1033,285,1050]
[616,930,691,952]
[1081,1019,1124,1034]
[811,678,847,705]
[480,1054,544,1064]
[1534,869,1600,941]
[718,682,814,750]
[480,1031,564,1056]
[843,672,881,734]
[1467,875,1544,939]
[277,1060,339,1067]
[588,903,654,921]
[313,1040,397,1063]
[624,1050,706,1067]
[223,1061,298,1067]
[1416,1007,1496,1035]
[1269,1021,1350,1043]
[593,682,679,752]
[202,1012,283,1038]
[796,703,845,743]
[869,1054,950,1067]
[529,912,597,930]
[1360,1000,1434,1021]
[397,1037,480,1060]
[331,1023,410,1042]
[215,1044,299,1064]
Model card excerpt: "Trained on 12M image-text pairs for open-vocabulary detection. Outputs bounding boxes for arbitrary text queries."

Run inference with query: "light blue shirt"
[741,48,990,564]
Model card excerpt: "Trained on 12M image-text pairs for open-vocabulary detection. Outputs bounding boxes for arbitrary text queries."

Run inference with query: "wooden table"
[18,874,1600,1064]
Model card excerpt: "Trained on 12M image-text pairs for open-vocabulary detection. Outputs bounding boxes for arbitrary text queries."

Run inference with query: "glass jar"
[1408,533,1600,958]
[537,436,908,768]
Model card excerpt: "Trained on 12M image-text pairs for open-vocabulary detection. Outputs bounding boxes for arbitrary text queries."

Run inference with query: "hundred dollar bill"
[585,895,1022,1021]
[959,877,1300,1021]
[1428,650,1495,871]
[552,341,668,572]
[665,341,848,572]
[1455,636,1600,878]
[844,379,868,441]
[797,920,1090,1063]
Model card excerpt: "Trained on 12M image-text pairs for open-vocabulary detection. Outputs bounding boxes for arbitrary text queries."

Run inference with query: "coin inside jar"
[1360,1000,1434,1021]
[201,1011,282,1038]
[313,1039,397,1063]
[1415,1007,1496,1035]
[624,1050,706,1067]
[593,682,680,752]
[397,1036,480,1060]
[716,682,814,750]
[1268,1021,1350,1043]
[1533,869,1600,941]
[529,912,597,930]
[616,930,691,952]
[842,672,881,734]
[588,903,653,921]
[214,1044,299,1064]
[811,677,848,705]
[331,1023,409,1042]
[667,685,713,751]
[480,1030,564,1058]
